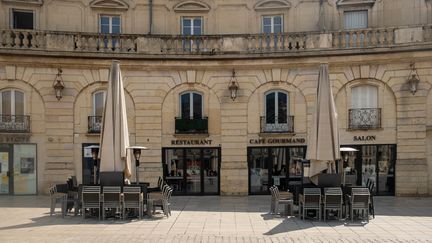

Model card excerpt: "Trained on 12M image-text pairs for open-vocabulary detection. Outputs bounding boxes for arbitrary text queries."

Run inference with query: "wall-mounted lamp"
[407,63,420,95]
[53,68,64,100]
[228,69,239,101]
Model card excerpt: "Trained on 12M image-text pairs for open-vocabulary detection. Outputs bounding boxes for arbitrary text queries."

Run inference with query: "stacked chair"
[102,186,122,220]
[366,178,375,218]
[269,186,293,216]
[349,187,371,222]
[152,185,173,218]
[323,187,343,221]
[299,188,322,220]
[82,186,101,220]
[49,184,68,217]
[122,186,143,220]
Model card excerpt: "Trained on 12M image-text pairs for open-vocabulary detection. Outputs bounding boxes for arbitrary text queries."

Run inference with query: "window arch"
[180,91,203,119]
[0,89,25,116]
[265,90,289,124]
[351,85,377,109]
[93,90,106,117]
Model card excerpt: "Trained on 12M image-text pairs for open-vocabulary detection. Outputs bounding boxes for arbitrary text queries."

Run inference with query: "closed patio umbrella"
[306,63,340,180]
[98,60,132,180]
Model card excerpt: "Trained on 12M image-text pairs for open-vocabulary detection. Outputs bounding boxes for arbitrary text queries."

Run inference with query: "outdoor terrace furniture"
[299,188,322,220]
[147,177,163,193]
[82,186,101,220]
[270,186,294,216]
[49,184,67,217]
[102,186,122,220]
[122,186,143,220]
[366,178,375,218]
[349,187,370,222]
[323,187,343,221]
[152,185,173,218]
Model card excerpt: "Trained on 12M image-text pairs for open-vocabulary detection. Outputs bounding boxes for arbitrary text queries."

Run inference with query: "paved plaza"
[0,195,432,243]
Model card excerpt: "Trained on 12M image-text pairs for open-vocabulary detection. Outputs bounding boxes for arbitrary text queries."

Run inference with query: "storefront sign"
[0,135,30,143]
[171,139,212,146]
[353,135,376,142]
[249,137,306,145]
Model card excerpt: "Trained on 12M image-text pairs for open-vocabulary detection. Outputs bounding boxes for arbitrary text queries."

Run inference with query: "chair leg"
[351,208,353,222]
[82,207,85,219]
[123,207,126,220]
[50,198,55,216]
[102,205,105,220]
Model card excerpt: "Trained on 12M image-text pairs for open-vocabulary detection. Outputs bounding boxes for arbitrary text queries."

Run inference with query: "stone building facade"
[0,0,432,196]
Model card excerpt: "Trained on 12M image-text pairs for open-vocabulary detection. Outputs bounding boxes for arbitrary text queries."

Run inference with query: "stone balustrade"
[0,25,430,57]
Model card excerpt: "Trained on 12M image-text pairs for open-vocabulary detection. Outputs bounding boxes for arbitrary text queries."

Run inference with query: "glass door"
[377,145,396,195]
[13,144,37,194]
[186,149,201,194]
[0,144,11,194]
[249,147,269,194]
[360,146,377,194]
[270,147,288,191]
[164,149,184,194]
[203,149,219,194]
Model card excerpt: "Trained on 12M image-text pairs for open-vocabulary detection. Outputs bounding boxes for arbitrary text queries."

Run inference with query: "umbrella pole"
[94,164,97,185]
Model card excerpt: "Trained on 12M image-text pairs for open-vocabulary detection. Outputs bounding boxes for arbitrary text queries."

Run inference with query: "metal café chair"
[350,187,370,222]
[81,186,101,220]
[102,186,122,220]
[299,187,322,220]
[122,186,143,220]
[152,186,173,218]
[323,187,343,221]
[272,186,294,216]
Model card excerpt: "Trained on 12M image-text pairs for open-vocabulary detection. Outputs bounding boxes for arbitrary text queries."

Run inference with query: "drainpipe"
[148,0,153,34]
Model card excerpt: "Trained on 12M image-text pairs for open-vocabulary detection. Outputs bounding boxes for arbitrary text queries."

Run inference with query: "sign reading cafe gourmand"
[171,139,212,146]
[249,137,306,145]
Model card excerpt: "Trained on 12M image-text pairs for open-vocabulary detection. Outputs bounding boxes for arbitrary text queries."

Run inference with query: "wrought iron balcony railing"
[88,116,102,133]
[175,117,208,134]
[260,116,294,133]
[349,108,381,130]
[0,115,30,133]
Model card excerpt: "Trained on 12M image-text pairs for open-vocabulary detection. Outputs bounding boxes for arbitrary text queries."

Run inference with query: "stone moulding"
[254,0,291,11]
[173,0,210,12]
[1,0,43,5]
[89,0,129,10]
[336,0,376,7]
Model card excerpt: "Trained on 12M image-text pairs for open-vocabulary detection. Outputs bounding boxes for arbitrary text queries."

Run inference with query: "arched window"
[265,90,289,124]
[350,84,380,129]
[351,85,377,109]
[93,90,106,117]
[180,91,203,119]
[0,89,24,116]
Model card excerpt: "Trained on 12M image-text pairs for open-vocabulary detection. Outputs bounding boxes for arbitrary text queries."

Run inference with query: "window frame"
[261,15,283,34]
[92,90,106,116]
[264,90,289,124]
[179,91,204,119]
[10,8,35,30]
[181,16,203,35]
[0,89,26,116]
[99,14,121,34]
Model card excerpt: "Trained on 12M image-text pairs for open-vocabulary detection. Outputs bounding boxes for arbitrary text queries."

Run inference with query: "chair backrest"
[103,186,121,202]
[123,186,141,202]
[157,177,163,188]
[56,183,68,193]
[82,186,100,202]
[324,187,342,204]
[164,188,173,202]
[303,188,321,206]
[100,172,124,187]
[351,187,370,207]
[71,176,77,188]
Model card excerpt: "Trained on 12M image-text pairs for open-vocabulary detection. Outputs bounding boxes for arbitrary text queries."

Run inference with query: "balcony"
[88,116,102,134]
[260,116,294,133]
[0,25,430,58]
[348,108,381,130]
[0,115,30,133]
[175,117,208,134]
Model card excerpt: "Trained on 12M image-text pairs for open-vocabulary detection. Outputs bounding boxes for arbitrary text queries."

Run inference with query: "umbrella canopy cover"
[99,60,132,178]
[306,64,341,177]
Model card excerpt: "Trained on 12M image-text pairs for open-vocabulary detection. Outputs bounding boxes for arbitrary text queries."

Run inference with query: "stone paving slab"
[0,196,432,242]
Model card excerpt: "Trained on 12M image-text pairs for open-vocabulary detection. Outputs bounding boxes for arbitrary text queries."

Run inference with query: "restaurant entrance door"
[162,147,220,195]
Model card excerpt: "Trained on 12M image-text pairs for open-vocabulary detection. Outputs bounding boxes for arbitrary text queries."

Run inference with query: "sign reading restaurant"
[171,139,212,146]
[249,137,306,145]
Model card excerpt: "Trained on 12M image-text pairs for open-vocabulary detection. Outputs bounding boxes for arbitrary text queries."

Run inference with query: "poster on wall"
[20,158,35,174]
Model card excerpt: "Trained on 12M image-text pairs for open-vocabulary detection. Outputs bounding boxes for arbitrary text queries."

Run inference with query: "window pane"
[112,25,120,34]
[13,11,34,29]
[100,16,109,25]
[183,19,191,27]
[181,93,190,118]
[263,17,271,25]
[101,25,109,34]
[1,91,11,115]
[193,18,201,27]
[352,85,377,109]
[344,11,368,29]
[94,92,105,116]
[274,16,282,25]
[193,26,202,35]
[266,93,275,123]
[274,24,282,33]
[112,17,120,26]
[14,91,24,116]
[193,93,202,118]
[183,26,191,35]
[278,92,287,123]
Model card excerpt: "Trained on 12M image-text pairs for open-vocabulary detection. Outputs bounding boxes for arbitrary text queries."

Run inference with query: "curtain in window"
[344,11,368,29]
[351,85,377,109]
